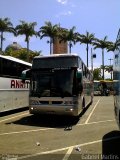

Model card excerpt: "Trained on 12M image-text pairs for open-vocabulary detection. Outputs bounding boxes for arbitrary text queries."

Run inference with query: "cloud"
[56,10,72,17]
[57,0,76,7]
[57,0,68,5]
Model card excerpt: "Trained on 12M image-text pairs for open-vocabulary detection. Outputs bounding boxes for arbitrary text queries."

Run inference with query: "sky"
[0,0,120,78]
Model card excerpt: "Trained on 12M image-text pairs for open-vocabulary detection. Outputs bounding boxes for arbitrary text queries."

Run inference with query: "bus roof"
[0,55,32,66]
[34,53,79,59]
[32,54,81,69]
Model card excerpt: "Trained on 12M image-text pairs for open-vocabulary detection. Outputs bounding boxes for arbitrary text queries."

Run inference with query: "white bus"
[0,54,32,113]
[23,54,93,116]
[113,28,120,129]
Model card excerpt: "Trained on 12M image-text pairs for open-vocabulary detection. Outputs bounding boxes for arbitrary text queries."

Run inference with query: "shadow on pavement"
[5,114,80,129]
[5,103,90,129]
[102,130,120,159]
[0,107,28,117]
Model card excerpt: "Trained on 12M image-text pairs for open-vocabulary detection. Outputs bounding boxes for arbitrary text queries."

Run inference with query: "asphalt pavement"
[0,96,120,160]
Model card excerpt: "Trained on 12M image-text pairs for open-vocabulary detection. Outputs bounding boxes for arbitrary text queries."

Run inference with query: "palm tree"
[107,41,120,52]
[15,20,37,62]
[93,36,110,80]
[38,21,59,54]
[0,17,16,52]
[104,65,113,80]
[76,31,95,67]
[58,26,77,54]
[106,41,120,80]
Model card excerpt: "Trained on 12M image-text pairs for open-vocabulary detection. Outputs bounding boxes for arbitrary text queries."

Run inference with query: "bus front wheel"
[82,98,85,109]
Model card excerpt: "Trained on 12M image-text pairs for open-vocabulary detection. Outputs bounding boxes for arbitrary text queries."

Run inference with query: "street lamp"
[108,58,113,66]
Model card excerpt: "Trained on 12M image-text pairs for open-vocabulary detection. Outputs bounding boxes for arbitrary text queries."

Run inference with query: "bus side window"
[78,79,83,94]
[76,69,83,95]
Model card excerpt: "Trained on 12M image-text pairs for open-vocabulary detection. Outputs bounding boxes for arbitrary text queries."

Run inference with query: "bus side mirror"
[21,73,26,83]
[21,69,31,83]
[76,69,82,79]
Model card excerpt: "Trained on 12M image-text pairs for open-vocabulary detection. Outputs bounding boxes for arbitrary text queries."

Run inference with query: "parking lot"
[0,96,120,160]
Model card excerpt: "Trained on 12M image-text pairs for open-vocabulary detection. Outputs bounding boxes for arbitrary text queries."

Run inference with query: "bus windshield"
[30,69,74,97]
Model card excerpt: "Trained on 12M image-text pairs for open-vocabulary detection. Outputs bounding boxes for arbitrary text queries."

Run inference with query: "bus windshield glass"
[30,69,74,97]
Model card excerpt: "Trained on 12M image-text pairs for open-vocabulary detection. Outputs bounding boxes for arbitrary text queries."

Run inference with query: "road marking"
[0,127,54,136]
[0,112,29,123]
[87,119,114,124]
[85,99,100,124]
[18,136,120,159]
[62,147,73,160]
[0,119,114,136]
[77,119,115,126]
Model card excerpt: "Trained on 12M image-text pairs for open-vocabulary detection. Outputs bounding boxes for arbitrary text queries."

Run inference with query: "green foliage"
[58,26,77,53]
[38,21,59,54]
[107,41,120,52]
[104,65,113,72]
[15,21,37,61]
[93,36,110,50]
[0,18,118,70]
[0,17,16,51]
[39,21,58,39]
[4,48,41,62]
[93,68,102,80]
[15,21,37,42]
[76,31,95,67]
[94,65,113,80]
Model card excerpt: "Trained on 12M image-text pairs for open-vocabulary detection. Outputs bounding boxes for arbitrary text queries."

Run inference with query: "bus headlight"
[30,107,34,110]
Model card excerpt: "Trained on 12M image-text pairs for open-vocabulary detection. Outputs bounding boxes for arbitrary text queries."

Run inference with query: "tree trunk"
[27,40,29,62]
[102,48,104,80]
[111,71,112,80]
[50,37,53,55]
[0,32,3,52]
[86,43,89,67]
[69,42,72,54]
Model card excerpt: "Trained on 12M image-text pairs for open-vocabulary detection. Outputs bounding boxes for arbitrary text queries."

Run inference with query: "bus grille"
[39,101,63,104]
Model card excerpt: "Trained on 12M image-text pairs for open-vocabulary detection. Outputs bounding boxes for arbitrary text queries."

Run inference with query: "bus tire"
[90,96,93,105]
[82,98,85,109]
[118,111,120,129]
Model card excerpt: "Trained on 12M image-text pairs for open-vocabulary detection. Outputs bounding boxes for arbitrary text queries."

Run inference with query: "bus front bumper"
[29,104,79,116]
